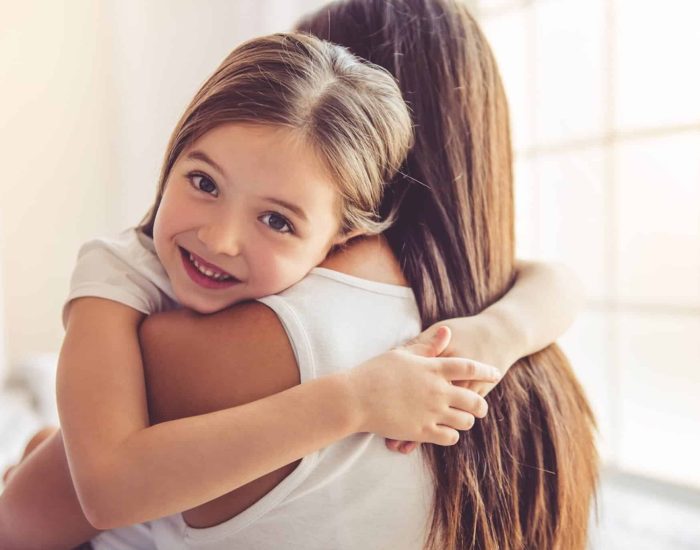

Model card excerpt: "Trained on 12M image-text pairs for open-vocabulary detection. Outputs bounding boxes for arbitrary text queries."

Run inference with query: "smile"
[179,247,241,289]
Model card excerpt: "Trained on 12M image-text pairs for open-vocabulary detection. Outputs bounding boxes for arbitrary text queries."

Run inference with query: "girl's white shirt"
[63,228,178,327]
[69,229,432,550]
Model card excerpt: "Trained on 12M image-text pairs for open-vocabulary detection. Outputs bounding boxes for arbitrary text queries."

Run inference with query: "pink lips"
[179,247,240,290]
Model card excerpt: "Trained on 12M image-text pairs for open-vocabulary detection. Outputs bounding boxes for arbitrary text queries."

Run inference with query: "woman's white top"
[71,230,433,550]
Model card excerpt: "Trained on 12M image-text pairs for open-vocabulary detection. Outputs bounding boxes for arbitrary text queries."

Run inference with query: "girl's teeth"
[188,252,232,281]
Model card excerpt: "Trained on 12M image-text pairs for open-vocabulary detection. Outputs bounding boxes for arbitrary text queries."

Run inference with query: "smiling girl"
[2,32,499,544]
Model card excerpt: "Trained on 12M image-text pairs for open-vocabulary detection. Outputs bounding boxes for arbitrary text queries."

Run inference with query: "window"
[475,0,700,489]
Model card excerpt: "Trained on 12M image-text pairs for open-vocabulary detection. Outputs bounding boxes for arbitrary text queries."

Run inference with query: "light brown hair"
[298,1,598,548]
[140,32,413,238]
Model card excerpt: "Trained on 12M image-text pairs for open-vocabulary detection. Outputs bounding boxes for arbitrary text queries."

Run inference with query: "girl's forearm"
[0,375,355,544]
[439,260,583,371]
[75,372,357,529]
[497,260,582,356]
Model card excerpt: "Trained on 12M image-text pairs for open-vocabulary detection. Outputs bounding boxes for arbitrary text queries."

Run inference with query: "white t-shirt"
[70,230,433,550]
[63,228,177,327]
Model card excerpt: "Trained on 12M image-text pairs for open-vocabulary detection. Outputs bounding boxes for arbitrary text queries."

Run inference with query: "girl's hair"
[297,1,598,549]
[140,32,413,237]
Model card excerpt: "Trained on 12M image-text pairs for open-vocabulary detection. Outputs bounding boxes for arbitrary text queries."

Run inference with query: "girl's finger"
[447,385,489,418]
[440,358,501,382]
[386,439,418,454]
[442,408,476,431]
[429,425,460,447]
[404,325,451,357]
[422,325,451,357]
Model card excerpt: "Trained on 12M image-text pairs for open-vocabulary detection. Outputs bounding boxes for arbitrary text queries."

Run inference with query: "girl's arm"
[54,297,492,531]
[433,260,583,398]
[383,260,582,455]
[320,238,582,374]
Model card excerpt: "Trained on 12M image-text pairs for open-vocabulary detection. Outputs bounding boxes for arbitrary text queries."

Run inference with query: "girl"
[1,31,499,548]
[0,21,580,547]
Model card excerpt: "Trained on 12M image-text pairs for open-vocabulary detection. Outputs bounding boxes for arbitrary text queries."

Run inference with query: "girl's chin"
[174,289,238,315]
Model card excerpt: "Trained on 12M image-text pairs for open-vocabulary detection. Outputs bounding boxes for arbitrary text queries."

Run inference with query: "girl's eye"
[260,212,294,234]
[189,174,218,196]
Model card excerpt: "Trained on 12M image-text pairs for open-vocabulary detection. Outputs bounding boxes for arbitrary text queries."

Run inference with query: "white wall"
[0,0,326,373]
[0,0,115,373]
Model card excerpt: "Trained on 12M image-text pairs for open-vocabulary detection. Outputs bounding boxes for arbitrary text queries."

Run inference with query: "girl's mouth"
[179,247,240,289]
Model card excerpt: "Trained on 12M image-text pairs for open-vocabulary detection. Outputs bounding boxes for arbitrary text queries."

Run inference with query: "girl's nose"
[197,220,242,257]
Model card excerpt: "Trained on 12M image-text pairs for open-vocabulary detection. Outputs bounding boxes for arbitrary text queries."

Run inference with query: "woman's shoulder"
[319,235,407,287]
[142,302,298,420]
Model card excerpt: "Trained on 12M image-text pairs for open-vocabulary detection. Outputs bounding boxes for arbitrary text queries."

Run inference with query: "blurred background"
[1,0,698,547]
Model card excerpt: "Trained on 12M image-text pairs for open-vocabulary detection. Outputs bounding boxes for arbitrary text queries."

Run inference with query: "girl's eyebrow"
[186,150,226,178]
[263,197,308,222]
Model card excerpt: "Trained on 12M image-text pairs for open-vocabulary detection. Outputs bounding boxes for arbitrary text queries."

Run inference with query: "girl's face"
[153,123,351,314]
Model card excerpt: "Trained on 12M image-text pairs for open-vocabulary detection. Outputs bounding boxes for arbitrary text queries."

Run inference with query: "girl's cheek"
[253,251,290,291]
[157,193,188,233]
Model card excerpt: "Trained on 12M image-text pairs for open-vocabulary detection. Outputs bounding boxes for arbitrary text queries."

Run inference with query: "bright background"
[475,0,700,490]
[1,1,699,547]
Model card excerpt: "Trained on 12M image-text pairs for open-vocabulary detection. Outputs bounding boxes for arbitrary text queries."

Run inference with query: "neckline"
[309,267,414,298]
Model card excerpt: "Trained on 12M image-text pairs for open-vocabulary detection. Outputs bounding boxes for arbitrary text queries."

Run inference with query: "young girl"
[0,28,584,549]
[0,31,503,547]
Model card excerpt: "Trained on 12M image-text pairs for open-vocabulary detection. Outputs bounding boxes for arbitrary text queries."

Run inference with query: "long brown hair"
[139,32,413,238]
[297,1,598,548]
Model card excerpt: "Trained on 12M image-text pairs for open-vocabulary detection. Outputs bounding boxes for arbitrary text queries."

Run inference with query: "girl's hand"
[384,322,504,455]
[346,326,501,447]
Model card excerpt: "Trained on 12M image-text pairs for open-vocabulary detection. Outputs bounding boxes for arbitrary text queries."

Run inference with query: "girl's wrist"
[439,311,520,374]
[322,371,367,435]
[473,306,524,371]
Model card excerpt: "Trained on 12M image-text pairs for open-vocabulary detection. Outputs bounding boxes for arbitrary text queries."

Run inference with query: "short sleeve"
[62,230,175,327]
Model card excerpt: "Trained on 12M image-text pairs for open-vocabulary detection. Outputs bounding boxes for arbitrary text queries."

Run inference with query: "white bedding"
[0,387,42,492]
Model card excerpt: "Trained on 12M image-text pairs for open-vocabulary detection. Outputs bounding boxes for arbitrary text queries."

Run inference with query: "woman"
[0,1,595,548]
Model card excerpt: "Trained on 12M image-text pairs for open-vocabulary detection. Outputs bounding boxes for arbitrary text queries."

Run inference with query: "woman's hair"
[297,1,598,549]
[140,32,413,237]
